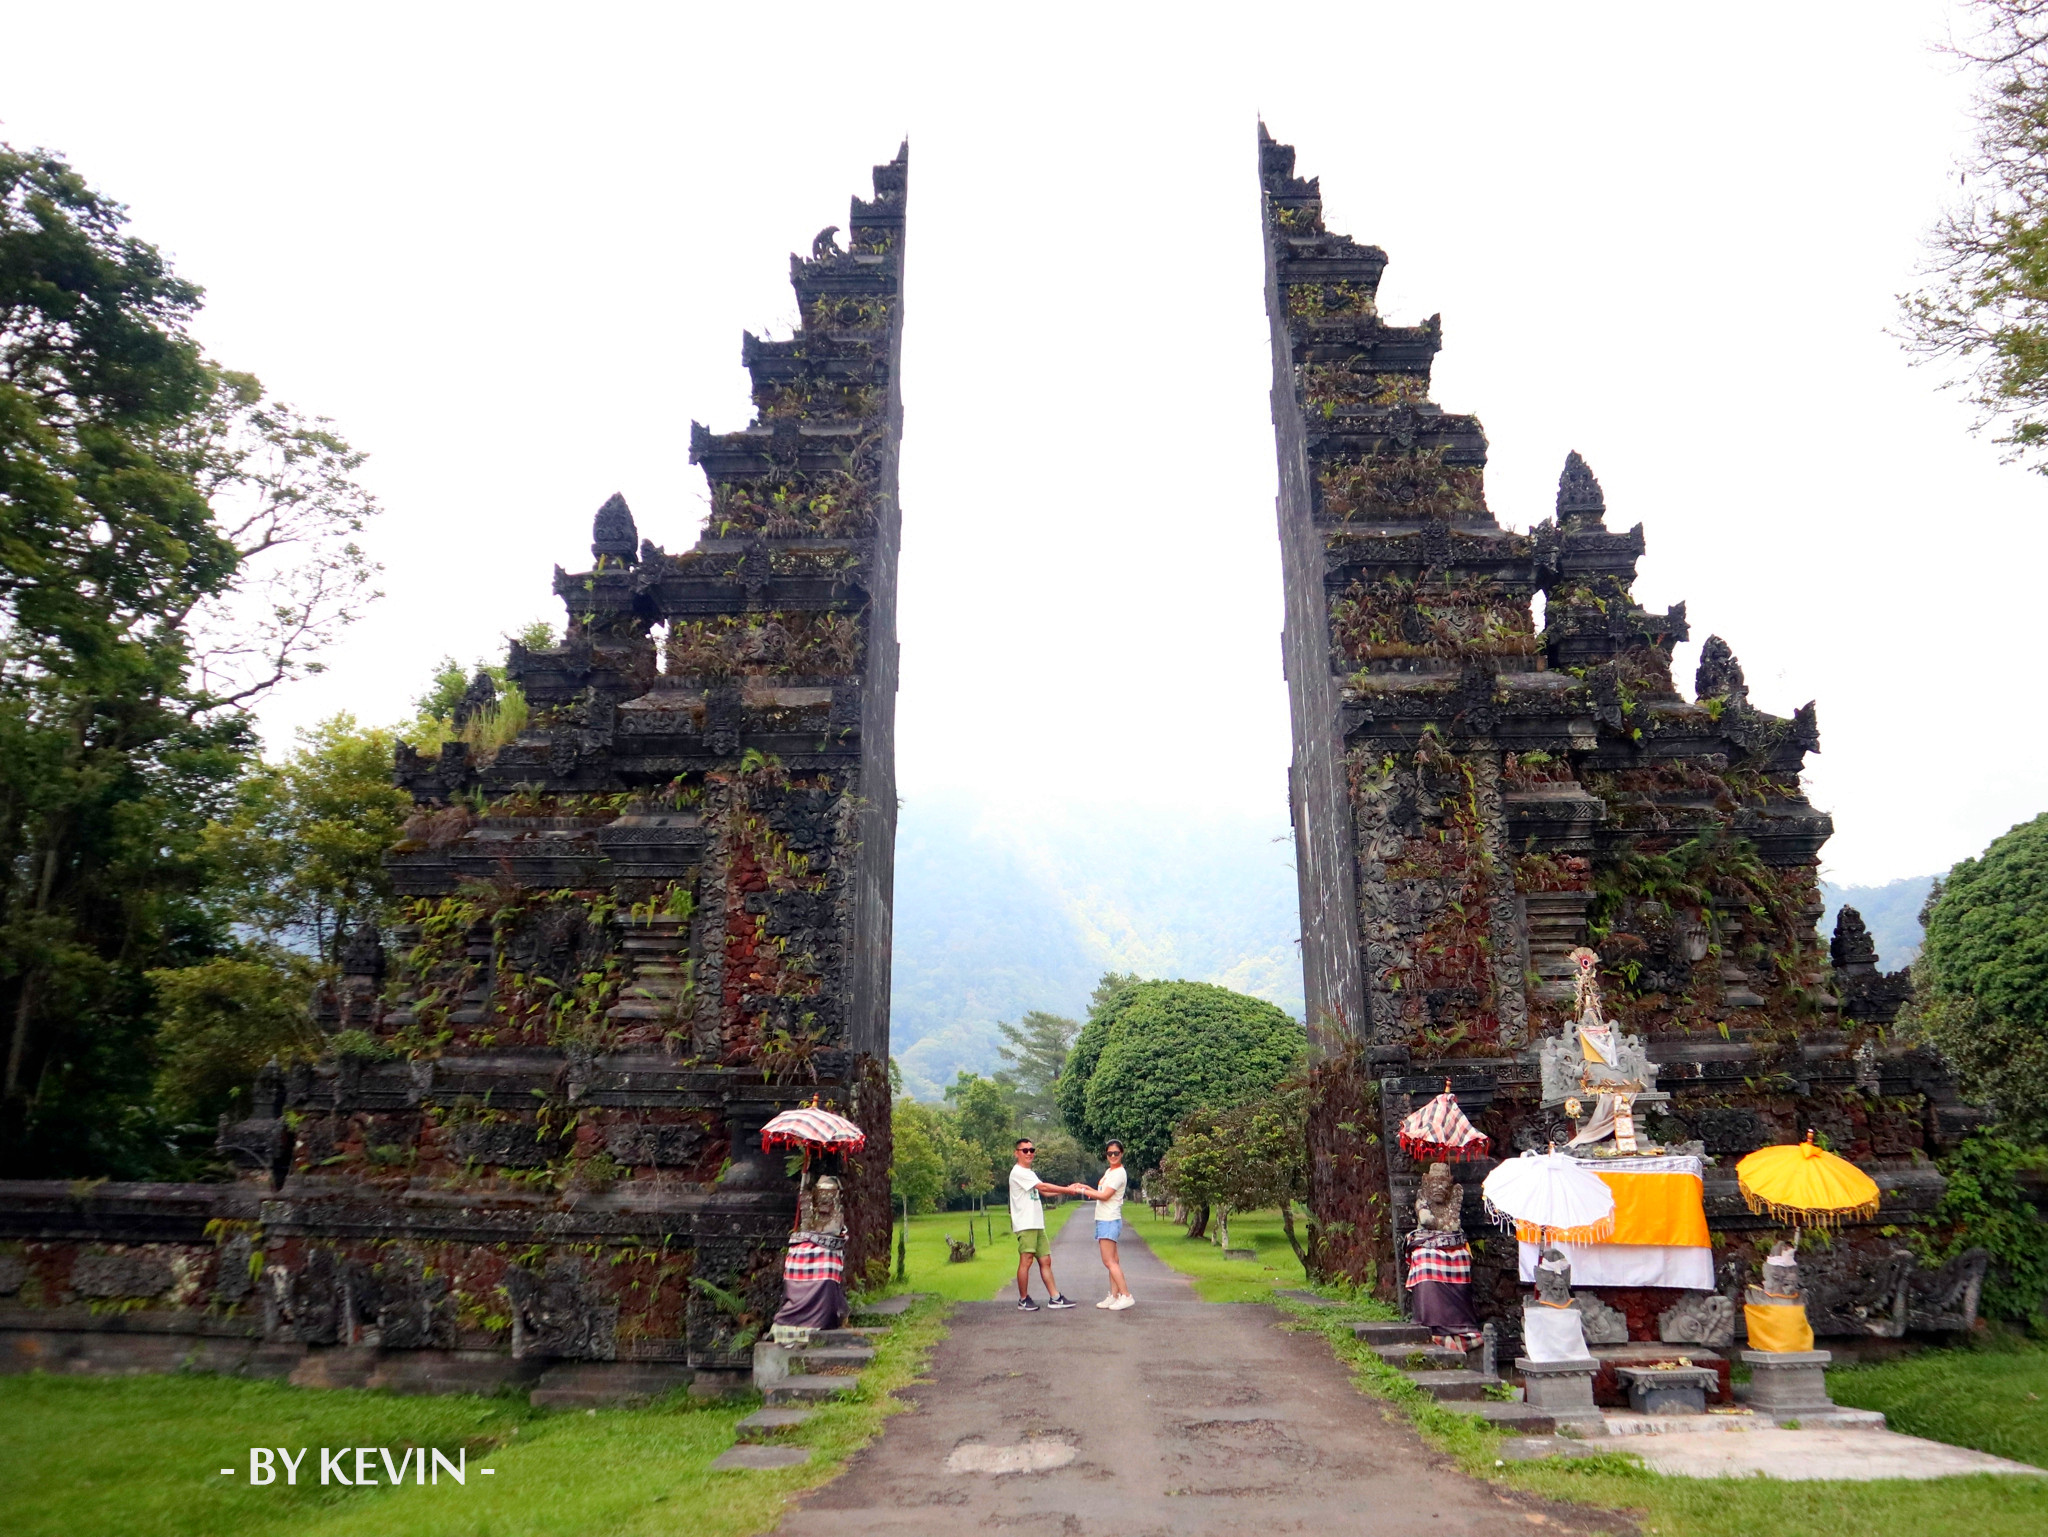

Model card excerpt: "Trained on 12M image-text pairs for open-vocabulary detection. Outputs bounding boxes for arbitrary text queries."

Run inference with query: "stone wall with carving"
[1259,127,1981,1326]
[0,146,910,1387]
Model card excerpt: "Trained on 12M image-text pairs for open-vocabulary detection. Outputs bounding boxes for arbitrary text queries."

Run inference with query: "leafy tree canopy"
[1917,1132,2048,1322]
[1913,811,2048,1141]
[944,1070,1017,1175]
[203,714,412,965]
[993,1009,1077,1127]
[149,949,322,1126]
[0,144,378,1175]
[1159,1084,1313,1268]
[1059,977,1305,1172]
[889,1097,994,1213]
[1901,1,2048,468]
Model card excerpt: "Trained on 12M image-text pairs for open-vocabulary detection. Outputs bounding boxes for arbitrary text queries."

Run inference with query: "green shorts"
[1015,1227,1049,1257]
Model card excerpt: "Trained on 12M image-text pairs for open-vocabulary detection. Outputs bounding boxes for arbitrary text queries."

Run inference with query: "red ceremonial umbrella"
[761,1103,867,1232]
[760,1104,867,1155]
[1399,1084,1492,1163]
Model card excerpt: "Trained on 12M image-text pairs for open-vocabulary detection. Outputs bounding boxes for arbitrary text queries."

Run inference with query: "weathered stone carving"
[505,1259,617,1361]
[1573,1290,1630,1345]
[1414,1162,1462,1234]
[1907,1247,1990,1335]
[72,1252,174,1300]
[1659,1292,1736,1348]
[0,146,909,1391]
[1258,125,1976,1328]
[1797,1244,1914,1339]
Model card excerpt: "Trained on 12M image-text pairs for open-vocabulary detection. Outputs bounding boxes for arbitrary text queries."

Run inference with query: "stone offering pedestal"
[1590,1343,1731,1405]
[1615,1364,1717,1416]
[1515,1356,1606,1435]
[1737,1349,1836,1415]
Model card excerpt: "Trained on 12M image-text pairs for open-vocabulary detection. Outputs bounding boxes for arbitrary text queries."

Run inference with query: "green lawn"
[0,1297,947,1537]
[1119,1202,1319,1302]
[873,1200,1083,1303]
[1136,1207,2048,1537]
[1829,1334,2048,1469]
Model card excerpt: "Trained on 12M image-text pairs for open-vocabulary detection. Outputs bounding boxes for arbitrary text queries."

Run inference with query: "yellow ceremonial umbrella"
[1735,1131,1881,1234]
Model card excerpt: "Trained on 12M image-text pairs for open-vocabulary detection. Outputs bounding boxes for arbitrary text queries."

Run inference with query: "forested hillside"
[887,792,1303,1098]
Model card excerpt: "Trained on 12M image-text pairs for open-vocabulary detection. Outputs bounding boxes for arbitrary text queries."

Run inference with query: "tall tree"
[203,714,412,964]
[1901,1,2048,467]
[1910,811,2048,1142]
[1160,1086,1314,1269]
[1059,978,1305,1172]
[0,145,378,1174]
[993,1009,1078,1126]
[944,1070,1016,1189]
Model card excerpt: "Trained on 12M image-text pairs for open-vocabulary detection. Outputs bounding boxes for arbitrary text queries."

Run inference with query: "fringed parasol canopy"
[1398,1088,1492,1163]
[1481,1149,1616,1246]
[1735,1132,1880,1229]
[760,1104,867,1155]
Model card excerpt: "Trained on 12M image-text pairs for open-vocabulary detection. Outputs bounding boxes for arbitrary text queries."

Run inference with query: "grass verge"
[1828,1332,2048,1468]
[0,1297,949,1537]
[1137,1206,2048,1537]
[1119,1204,1318,1302]
[873,1201,1083,1302]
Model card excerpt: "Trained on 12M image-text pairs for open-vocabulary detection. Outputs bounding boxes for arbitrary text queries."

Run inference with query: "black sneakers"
[1047,1295,1077,1310]
[1017,1297,1040,1312]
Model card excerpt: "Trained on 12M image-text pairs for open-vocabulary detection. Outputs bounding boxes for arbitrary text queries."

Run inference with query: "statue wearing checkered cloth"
[773,1175,850,1332]
[1406,1164,1481,1346]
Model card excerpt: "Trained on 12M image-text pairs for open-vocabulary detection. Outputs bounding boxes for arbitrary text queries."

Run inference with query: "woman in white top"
[1072,1141,1134,1309]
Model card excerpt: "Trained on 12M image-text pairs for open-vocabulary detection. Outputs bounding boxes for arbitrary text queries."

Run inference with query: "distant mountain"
[1819,875,1935,973]
[886,792,1304,1100]
[885,797,1936,1100]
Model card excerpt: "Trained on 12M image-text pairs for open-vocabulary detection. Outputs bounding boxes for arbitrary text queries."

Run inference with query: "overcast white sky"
[2,1,2040,886]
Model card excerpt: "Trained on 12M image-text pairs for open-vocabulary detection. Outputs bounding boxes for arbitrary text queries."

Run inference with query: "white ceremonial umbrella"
[1480,1149,1616,1246]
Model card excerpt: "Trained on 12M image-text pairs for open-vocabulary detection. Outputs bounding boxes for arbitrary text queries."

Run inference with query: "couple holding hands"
[1007,1137,1135,1312]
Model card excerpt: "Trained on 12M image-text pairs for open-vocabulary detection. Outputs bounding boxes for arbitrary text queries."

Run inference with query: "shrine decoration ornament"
[1736,1132,1881,1232]
[1481,1149,1616,1246]
[1398,1085,1492,1163]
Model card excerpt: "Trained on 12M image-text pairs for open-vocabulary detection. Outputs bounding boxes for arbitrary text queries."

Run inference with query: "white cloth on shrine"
[1578,1019,1619,1066]
[1521,1304,1591,1362]
[1568,1094,1618,1147]
[1518,1239,1715,1290]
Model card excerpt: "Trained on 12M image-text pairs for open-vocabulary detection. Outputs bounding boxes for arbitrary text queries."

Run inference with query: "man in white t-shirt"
[1008,1138,1080,1312]
[1071,1140,1134,1309]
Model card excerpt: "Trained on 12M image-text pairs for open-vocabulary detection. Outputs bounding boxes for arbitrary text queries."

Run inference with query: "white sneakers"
[1108,1293,1135,1310]
[1095,1295,1116,1308]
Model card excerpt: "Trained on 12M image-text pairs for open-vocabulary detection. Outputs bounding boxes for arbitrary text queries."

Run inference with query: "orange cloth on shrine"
[1745,1301,1816,1353]
[1515,1169,1708,1248]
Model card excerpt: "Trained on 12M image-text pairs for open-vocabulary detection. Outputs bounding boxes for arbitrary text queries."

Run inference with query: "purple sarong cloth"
[773,1277,847,1330]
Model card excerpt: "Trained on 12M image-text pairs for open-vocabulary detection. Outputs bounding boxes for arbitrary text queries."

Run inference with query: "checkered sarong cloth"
[1405,1232,1472,1289]
[783,1233,846,1284]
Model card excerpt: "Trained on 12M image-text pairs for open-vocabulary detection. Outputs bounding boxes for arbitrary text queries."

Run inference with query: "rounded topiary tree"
[1917,812,2048,1143]
[1059,979,1305,1172]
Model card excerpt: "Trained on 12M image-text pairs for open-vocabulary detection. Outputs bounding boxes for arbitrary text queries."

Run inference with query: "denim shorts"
[1094,1219,1123,1241]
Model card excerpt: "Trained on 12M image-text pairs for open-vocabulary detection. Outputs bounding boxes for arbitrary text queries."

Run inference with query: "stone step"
[1405,1369,1505,1403]
[809,1327,886,1348]
[1373,1342,1469,1371]
[787,1346,875,1375]
[766,1373,859,1406]
[736,1407,815,1443]
[1353,1321,1433,1347]
[1441,1399,1555,1435]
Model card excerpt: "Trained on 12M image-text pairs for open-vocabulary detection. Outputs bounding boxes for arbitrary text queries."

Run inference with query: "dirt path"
[778,1215,1626,1536]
